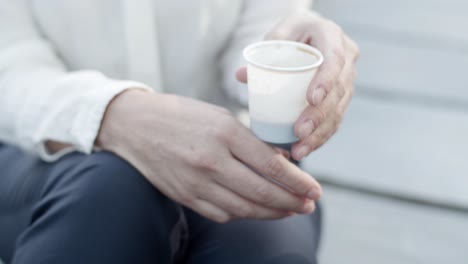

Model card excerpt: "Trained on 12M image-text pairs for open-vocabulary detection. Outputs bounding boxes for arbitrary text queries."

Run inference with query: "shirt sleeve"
[220,0,313,106]
[0,0,153,162]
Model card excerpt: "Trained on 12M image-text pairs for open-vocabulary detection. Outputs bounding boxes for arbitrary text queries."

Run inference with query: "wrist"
[95,88,151,152]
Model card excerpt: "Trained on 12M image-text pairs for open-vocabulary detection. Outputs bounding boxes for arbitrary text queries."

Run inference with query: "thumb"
[235,66,247,83]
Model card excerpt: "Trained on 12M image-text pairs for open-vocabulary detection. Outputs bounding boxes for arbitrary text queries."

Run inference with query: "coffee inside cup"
[244,42,321,71]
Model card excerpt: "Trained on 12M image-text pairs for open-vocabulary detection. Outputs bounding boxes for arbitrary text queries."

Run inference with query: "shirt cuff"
[37,80,152,162]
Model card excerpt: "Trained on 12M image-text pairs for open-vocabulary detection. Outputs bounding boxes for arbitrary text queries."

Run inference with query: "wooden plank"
[319,186,468,264]
[302,95,468,206]
[353,39,468,103]
[314,0,468,46]
[313,0,468,102]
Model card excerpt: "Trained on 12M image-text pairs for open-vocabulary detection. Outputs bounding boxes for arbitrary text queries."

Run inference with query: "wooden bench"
[303,0,468,263]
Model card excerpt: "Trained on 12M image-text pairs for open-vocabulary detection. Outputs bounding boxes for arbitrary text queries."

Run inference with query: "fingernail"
[295,145,310,160]
[307,190,317,200]
[307,186,322,200]
[312,87,325,105]
[303,201,315,213]
[298,120,315,139]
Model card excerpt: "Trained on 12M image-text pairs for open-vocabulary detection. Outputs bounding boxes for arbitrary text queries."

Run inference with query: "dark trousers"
[0,143,321,264]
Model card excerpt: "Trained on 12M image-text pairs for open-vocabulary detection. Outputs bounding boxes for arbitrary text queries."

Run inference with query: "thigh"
[0,144,187,264]
[183,204,321,264]
[0,144,54,262]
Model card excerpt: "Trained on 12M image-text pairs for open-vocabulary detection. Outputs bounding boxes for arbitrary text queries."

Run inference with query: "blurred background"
[302,0,468,263]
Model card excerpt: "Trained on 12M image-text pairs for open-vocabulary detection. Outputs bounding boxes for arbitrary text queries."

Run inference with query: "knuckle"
[201,158,220,172]
[215,117,239,143]
[191,153,221,172]
[212,126,226,143]
[264,155,286,180]
[307,131,326,151]
[288,178,309,197]
[236,205,255,219]
[266,29,289,40]
[331,48,346,68]
[315,127,328,140]
[345,82,356,98]
[323,19,342,34]
[318,78,334,94]
[253,183,273,204]
[177,193,194,205]
[350,40,361,59]
[314,106,327,125]
[331,21,343,33]
[185,178,203,193]
[221,116,238,130]
[335,110,345,123]
[338,83,347,98]
[333,78,346,98]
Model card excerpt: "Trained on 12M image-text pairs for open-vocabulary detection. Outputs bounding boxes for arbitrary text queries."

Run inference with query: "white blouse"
[0,0,311,161]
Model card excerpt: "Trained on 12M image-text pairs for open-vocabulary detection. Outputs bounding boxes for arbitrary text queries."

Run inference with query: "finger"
[215,157,318,213]
[188,199,231,223]
[227,130,322,199]
[295,38,351,141]
[293,87,351,159]
[292,118,336,161]
[340,36,359,87]
[294,70,343,141]
[344,35,361,63]
[307,31,346,106]
[200,182,295,220]
[236,66,247,83]
[228,127,322,200]
[292,99,339,160]
[294,47,346,142]
[292,47,356,160]
[229,135,321,200]
[274,147,290,160]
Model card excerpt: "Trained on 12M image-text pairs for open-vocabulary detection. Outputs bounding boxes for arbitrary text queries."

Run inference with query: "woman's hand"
[237,12,359,161]
[97,90,322,223]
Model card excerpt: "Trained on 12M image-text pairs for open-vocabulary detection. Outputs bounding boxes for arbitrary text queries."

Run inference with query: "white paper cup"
[243,40,324,144]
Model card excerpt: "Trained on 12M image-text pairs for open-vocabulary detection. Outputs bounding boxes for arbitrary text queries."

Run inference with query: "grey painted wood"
[354,38,468,103]
[313,0,468,102]
[303,1,468,263]
[302,95,468,206]
[314,0,468,46]
[319,186,468,264]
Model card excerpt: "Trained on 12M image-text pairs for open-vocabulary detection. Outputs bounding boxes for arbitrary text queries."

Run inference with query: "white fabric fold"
[0,0,312,161]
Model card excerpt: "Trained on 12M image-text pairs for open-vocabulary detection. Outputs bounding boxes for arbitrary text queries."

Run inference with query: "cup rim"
[243,40,324,72]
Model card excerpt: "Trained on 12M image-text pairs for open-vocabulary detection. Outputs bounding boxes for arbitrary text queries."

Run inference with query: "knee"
[73,152,149,202]
[52,151,179,220]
